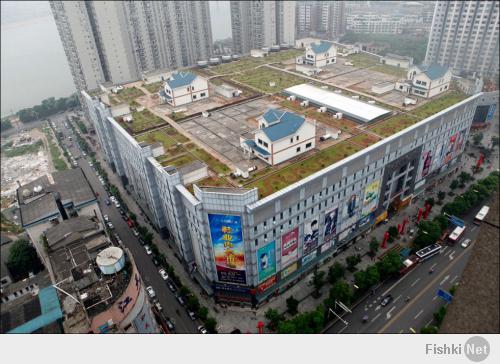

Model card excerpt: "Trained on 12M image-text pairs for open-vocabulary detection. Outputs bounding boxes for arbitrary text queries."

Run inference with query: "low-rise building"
[160,71,209,107]
[395,64,452,99]
[250,49,269,58]
[380,53,413,69]
[296,41,337,68]
[241,109,316,165]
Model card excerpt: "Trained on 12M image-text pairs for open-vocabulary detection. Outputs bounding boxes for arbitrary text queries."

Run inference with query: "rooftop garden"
[208,49,303,75]
[136,127,188,150]
[369,90,468,137]
[142,81,163,94]
[348,132,382,148]
[370,64,407,78]
[232,66,306,94]
[246,141,362,198]
[115,87,145,104]
[345,52,380,68]
[124,109,166,134]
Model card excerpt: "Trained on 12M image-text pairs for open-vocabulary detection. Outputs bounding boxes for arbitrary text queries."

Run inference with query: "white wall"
[271,121,315,164]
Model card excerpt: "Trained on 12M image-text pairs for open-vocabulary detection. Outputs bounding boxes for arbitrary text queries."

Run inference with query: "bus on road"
[415,243,442,261]
[448,225,466,245]
[474,205,490,225]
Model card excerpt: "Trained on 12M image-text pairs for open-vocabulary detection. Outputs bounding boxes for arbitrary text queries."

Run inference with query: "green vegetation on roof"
[345,52,379,68]
[125,109,166,134]
[142,81,163,94]
[115,87,145,104]
[209,49,303,75]
[370,64,407,78]
[369,91,468,137]
[247,141,362,198]
[1,140,43,158]
[232,66,306,94]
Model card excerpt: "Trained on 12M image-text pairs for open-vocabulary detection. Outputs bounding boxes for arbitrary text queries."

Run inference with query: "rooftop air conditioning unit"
[334,90,342,94]
[269,81,276,87]
[321,85,328,90]
[300,100,309,107]
[336,112,343,119]
[318,106,327,113]
[368,100,376,104]
[351,95,360,99]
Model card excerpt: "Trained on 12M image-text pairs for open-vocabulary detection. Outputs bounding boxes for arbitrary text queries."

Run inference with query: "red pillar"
[401,218,408,235]
[381,231,389,249]
[397,223,402,235]
[424,203,431,219]
[476,153,485,169]
[417,208,423,224]
[257,321,264,334]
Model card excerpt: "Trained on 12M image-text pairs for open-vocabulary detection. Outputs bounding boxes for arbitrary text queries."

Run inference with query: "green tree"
[413,220,441,250]
[328,280,353,307]
[420,325,439,334]
[7,239,44,280]
[365,265,380,288]
[473,133,483,146]
[312,269,326,297]
[265,308,284,331]
[129,212,137,223]
[286,296,299,316]
[346,254,361,272]
[376,251,402,279]
[449,179,459,190]
[144,232,153,245]
[328,262,345,284]
[369,237,379,257]
[437,191,446,201]
[434,306,447,327]
[354,270,368,291]
[388,226,399,238]
[433,215,449,233]
[204,317,217,333]
[179,285,190,297]
[425,197,435,207]
[197,306,209,321]
[187,295,200,313]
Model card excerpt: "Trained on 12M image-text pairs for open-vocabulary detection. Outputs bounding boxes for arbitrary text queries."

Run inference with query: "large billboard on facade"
[431,142,444,172]
[341,193,359,231]
[302,250,317,266]
[361,179,381,217]
[303,215,319,255]
[281,227,299,267]
[208,214,246,285]
[257,241,276,283]
[417,149,433,181]
[323,207,339,243]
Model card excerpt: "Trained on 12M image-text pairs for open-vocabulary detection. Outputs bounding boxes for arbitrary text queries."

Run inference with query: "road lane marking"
[338,325,348,334]
[375,305,381,311]
[440,275,450,285]
[440,246,449,255]
[381,264,418,296]
[411,278,420,287]
[393,294,402,304]
[399,329,404,334]
[450,275,459,284]
[378,245,472,333]
[432,295,438,301]
[414,310,424,319]
[426,318,434,327]
[371,313,381,323]
[430,263,438,270]
[409,327,416,333]
[386,306,396,320]
[449,251,456,260]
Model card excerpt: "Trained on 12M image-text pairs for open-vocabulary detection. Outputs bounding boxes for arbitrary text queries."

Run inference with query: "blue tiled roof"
[261,109,305,142]
[310,41,333,54]
[263,109,285,124]
[245,140,270,156]
[166,71,197,89]
[417,64,449,80]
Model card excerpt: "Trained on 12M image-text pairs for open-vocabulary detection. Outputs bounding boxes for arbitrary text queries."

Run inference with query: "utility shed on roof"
[284,84,391,123]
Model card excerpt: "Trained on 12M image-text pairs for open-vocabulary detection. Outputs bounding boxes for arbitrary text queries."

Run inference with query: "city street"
[53,115,199,334]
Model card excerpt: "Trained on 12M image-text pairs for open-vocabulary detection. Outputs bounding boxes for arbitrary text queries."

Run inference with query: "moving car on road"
[381,294,393,307]
[461,238,472,249]
[144,245,152,255]
[197,325,208,334]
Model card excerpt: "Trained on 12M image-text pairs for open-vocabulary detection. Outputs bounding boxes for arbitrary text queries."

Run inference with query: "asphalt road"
[326,207,483,334]
[54,116,198,334]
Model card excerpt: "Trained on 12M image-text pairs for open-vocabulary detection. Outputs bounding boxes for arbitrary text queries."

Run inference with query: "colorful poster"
[431,142,444,172]
[281,227,299,267]
[208,214,246,284]
[257,241,276,283]
[341,194,359,231]
[257,275,277,293]
[281,262,298,279]
[302,250,317,266]
[323,207,339,243]
[321,240,332,254]
[443,133,458,165]
[303,215,319,255]
[361,180,381,217]
[417,150,432,181]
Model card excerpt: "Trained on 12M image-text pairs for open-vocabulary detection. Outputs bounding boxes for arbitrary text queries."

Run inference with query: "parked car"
[154,302,163,312]
[165,318,175,331]
[103,214,109,222]
[105,199,110,206]
[381,294,393,307]
[138,238,146,246]
[461,238,472,249]
[197,325,208,334]
[132,228,139,236]
[107,222,114,229]
[152,258,159,266]
[176,295,185,306]
[159,269,169,280]
[144,245,152,255]
[127,219,135,228]
[167,281,176,293]
[119,209,125,216]
[88,162,93,167]
[109,196,116,201]
[115,202,121,208]
[146,286,156,299]
[187,310,196,321]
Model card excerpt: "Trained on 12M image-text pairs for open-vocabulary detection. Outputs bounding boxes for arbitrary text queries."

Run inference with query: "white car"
[89,162,93,167]
[103,214,109,222]
[145,245,152,255]
[146,286,156,299]
[107,222,114,229]
[110,196,116,201]
[197,325,208,334]
[159,269,169,280]
[461,238,472,249]
[132,229,140,237]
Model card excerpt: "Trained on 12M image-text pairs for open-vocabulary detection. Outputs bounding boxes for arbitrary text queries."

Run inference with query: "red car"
[127,219,134,228]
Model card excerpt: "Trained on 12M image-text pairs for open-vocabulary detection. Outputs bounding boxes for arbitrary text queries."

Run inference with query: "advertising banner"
[257,241,276,283]
[443,133,458,165]
[302,250,317,266]
[281,262,298,279]
[358,212,374,227]
[303,215,319,255]
[341,193,359,231]
[323,206,339,243]
[361,180,381,217]
[321,239,332,254]
[338,229,350,242]
[208,214,246,285]
[281,227,299,267]
[431,142,444,172]
[417,149,432,181]
[257,275,277,293]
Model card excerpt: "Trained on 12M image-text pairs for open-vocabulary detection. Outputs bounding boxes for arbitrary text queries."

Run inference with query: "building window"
[306,142,312,148]
[200,92,206,97]
[290,138,293,143]
[296,147,301,153]
[296,135,299,141]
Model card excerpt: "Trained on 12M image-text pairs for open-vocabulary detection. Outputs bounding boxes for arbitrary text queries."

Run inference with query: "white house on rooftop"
[241,109,315,165]
[160,71,209,107]
[296,41,337,68]
[395,64,452,99]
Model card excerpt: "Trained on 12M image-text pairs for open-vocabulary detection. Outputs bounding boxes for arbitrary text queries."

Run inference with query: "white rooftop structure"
[284,84,391,123]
